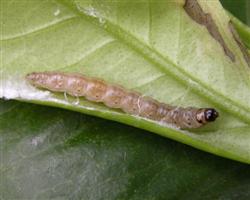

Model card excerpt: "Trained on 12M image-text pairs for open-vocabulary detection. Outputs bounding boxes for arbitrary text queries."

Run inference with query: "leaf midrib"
[2,0,249,125]
[58,1,250,125]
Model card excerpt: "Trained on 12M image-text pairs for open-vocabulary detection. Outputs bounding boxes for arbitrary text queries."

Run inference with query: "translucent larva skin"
[103,85,127,108]
[26,72,219,129]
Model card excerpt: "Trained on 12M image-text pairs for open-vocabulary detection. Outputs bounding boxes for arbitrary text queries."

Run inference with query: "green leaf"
[1,0,250,163]
[226,11,250,49]
[220,0,250,49]
[1,99,250,199]
[220,0,250,26]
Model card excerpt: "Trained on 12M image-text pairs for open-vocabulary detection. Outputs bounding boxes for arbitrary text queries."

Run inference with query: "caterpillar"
[26,72,219,129]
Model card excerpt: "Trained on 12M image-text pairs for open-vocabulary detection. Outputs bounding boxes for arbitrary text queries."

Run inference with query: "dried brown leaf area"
[228,21,250,67]
[184,0,235,62]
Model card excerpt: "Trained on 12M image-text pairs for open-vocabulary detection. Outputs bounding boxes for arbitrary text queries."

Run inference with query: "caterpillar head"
[196,108,219,124]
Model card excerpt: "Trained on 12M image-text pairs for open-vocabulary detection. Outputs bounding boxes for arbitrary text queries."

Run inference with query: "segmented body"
[26,72,219,129]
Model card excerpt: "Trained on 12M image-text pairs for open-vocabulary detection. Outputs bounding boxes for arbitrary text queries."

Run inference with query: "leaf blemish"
[228,21,250,67]
[184,0,235,62]
[54,8,60,16]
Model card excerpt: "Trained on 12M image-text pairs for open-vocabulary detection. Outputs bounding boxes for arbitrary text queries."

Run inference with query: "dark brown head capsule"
[204,108,219,122]
[196,108,219,124]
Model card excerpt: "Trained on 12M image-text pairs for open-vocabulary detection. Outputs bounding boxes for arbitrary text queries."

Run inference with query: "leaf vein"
[56,39,116,71]
[75,8,250,124]
[1,16,78,41]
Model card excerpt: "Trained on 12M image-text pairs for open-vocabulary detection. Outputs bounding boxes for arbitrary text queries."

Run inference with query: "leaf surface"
[1,0,250,163]
[220,0,250,26]
[1,100,250,199]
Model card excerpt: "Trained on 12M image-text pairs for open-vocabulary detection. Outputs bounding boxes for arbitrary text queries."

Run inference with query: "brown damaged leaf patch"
[228,21,250,67]
[184,0,235,62]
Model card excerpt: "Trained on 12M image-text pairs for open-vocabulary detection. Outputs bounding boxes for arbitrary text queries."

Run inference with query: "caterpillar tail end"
[25,72,37,83]
[25,72,45,88]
